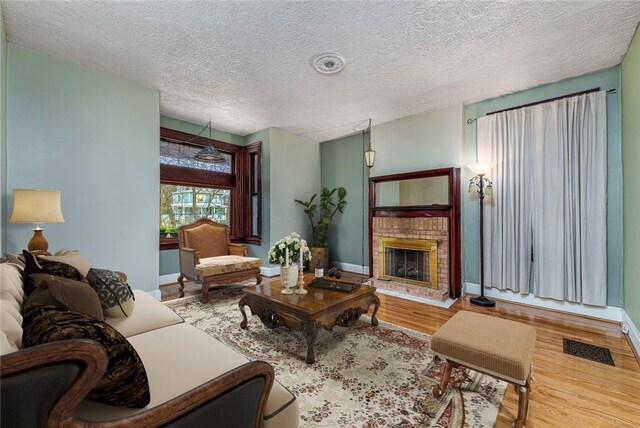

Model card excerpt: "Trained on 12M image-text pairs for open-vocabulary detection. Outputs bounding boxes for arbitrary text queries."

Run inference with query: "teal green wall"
[268,128,321,262]
[465,67,623,307]
[320,105,464,267]
[158,115,248,276]
[623,28,640,328]
[5,45,160,292]
[160,115,245,146]
[320,133,369,266]
[0,5,7,252]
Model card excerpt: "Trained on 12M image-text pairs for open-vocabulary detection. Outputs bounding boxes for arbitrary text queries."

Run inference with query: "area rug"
[165,287,506,427]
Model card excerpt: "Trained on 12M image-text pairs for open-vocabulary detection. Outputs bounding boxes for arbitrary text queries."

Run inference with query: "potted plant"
[267,233,312,288]
[295,187,347,271]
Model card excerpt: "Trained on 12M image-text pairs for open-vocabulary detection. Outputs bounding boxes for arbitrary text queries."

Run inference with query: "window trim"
[243,142,262,244]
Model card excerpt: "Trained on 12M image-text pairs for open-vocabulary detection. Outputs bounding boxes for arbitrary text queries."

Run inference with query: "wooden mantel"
[369,167,462,299]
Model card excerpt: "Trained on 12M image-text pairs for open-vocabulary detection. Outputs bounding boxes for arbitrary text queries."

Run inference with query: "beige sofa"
[0,262,299,427]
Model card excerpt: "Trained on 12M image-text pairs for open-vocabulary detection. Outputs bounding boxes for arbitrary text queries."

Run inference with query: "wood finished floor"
[161,276,640,428]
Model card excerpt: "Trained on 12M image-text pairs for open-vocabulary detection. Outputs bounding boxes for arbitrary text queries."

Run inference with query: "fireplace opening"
[379,237,438,289]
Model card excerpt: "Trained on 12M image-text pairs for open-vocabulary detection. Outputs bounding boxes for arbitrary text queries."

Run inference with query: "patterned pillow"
[86,268,135,318]
[22,250,86,296]
[26,274,105,321]
[22,304,150,408]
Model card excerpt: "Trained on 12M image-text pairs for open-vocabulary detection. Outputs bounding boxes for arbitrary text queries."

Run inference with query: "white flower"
[290,232,300,238]
[279,256,284,263]
[279,243,285,250]
[294,243,300,250]
[286,237,292,244]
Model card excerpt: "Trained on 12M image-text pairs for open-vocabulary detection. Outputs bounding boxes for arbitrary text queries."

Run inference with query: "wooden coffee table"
[239,275,380,364]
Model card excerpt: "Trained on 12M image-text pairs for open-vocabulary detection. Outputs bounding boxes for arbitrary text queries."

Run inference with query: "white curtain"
[477,91,607,306]
[478,110,531,294]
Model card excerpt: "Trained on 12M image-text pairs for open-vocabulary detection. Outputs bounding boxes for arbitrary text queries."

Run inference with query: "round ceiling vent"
[311,53,346,75]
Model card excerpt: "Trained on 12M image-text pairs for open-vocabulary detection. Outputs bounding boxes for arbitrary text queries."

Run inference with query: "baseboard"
[331,261,370,275]
[622,309,640,358]
[464,282,622,322]
[146,289,162,301]
[159,273,179,285]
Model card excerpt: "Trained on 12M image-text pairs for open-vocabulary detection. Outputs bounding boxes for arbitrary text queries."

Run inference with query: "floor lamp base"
[470,295,496,307]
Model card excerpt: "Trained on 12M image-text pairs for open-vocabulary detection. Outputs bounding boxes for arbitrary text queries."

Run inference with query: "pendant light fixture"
[194,120,226,163]
[363,119,375,168]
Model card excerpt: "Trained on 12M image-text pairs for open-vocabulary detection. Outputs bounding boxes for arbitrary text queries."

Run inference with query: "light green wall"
[623,28,640,328]
[268,128,321,264]
[160,115,245,146]
[320,105,465,266]
[158,115,248,276]
[1,5,7,252]
[5,45,160,291]
[321,133,369,266]
[465,67,623,306]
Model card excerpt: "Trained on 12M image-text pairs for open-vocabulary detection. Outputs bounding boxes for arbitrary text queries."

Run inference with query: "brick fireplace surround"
[372,217,450,302]
[368,167,462,302]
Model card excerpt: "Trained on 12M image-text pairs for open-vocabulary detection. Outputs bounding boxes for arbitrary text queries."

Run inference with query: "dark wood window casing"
[243,142,262,244]
[159,127,262,250]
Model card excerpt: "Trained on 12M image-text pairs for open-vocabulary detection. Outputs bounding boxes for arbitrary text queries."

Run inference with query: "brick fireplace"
[372,217,450,301]
[369,167,462,302]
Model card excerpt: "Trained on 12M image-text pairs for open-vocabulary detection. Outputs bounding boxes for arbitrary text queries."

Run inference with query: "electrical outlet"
[621,323,629,335]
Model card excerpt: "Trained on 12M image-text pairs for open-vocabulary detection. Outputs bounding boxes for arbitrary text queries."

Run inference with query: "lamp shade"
[468,162,494,176]
[364,148,376,168]
[10,189,65,224]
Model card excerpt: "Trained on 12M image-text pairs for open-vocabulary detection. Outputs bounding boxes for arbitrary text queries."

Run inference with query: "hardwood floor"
[161,277,640,428]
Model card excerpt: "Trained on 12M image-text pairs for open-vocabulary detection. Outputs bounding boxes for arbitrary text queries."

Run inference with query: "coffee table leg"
[303,321,319,364]
[370,294,380,326]
[239,296,249,329]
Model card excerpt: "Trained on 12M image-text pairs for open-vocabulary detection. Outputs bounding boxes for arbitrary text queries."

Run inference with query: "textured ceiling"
[3,1,640,142]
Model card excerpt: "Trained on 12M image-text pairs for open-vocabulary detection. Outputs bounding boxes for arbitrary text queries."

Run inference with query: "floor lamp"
[468,163,495,307]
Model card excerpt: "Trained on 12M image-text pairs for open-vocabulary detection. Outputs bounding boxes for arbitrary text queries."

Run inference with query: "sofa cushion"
[22,305,150,408]
[39,253,92,277]
[0,263,25,355]
[25,274,104,321]
[196,255,262,277]
[73,323,298,427]
[3,253,25,268]
[22,250,86,296]
[86,268,134,318]
[105,290,183,338]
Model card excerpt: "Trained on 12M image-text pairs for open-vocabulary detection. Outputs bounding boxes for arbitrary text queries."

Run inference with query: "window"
[159,127,261,250]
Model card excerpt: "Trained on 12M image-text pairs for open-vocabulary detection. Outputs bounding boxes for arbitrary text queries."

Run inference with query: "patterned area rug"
[165,287,506,427]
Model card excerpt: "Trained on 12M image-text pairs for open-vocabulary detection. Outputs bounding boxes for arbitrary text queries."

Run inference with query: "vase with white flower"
[268,232,312,290]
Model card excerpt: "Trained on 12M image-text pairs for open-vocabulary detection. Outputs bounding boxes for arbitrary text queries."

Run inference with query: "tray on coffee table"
[308,277,363,292]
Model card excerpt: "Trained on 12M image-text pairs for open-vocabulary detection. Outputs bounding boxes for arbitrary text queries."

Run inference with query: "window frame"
[159,127,261,250]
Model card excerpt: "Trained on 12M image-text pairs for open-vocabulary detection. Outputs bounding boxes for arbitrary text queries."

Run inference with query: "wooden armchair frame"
[177,218,262,303]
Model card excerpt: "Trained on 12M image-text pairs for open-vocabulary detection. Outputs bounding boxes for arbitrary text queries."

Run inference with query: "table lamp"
[10,189,65,252]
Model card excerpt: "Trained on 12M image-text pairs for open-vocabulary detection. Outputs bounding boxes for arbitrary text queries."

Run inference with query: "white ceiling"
[3,1,640,142]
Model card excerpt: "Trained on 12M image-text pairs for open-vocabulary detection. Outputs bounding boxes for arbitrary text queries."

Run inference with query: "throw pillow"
[2,253,25,268]
[86,268,135,318]
[22,304,150,408]
[26,274,104,321]
[22,250,86,296]
[38,253,92,277]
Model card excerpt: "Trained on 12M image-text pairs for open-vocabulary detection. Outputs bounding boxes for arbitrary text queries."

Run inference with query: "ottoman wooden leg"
[515,379,531,428]
[432,360,453,398]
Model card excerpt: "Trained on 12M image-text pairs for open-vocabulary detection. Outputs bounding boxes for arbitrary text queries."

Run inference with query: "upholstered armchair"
[178,218,262,302]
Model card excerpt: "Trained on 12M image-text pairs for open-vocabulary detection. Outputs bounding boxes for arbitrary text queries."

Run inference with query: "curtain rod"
[466,87,617,124]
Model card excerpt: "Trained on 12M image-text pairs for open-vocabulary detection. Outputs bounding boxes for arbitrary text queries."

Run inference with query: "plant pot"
[310,247,329,272]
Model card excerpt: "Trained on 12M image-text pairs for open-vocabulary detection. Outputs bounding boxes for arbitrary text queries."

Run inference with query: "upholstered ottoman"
[430,311,536,428]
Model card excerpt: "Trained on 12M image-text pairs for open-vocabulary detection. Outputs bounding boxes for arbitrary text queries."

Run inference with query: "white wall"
[5,45,160,291]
